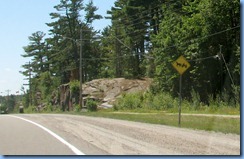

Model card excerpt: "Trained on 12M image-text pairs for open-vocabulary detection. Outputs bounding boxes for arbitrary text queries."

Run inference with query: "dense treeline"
[20,0,240,109]
[0,95,17,113]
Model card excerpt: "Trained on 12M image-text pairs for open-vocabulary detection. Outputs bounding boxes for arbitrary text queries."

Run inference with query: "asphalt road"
[0,115,82,155]
[0,114,240,155]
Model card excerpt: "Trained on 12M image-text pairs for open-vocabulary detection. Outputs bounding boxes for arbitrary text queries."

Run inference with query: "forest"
[19,0,240,111]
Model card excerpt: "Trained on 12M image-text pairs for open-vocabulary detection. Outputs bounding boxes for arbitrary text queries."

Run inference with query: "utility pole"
[220,46,235,86]
[6,90,10,100]
[6,90,10,96]
[219,45,223,99]
[5,89,10,111]
[79,26,84,110]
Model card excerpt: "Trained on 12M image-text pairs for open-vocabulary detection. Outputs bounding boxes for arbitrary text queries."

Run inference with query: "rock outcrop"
[83,78,152,108]
[58,78,152,110]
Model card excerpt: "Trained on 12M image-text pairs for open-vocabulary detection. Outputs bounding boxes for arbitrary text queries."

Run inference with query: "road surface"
[0,114,240,155]
[0,115,84,155]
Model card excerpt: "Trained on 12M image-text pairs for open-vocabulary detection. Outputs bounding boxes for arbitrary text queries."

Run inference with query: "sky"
[0,0,115,96]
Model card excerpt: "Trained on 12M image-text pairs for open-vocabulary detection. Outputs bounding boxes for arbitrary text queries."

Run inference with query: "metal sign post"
[178,75,182,127]
[172,55,190,127]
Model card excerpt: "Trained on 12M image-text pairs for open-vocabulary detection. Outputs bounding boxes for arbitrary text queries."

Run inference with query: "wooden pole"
[79,26,83,110]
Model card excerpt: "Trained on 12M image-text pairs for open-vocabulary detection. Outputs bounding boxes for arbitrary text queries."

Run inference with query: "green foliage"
[86,99,98,112]
[70,80,80,94]
[21,0,103,109]
[113,90,240,115]
[22,91,30,108]
[114,92,144,110]
[24,105,36,113]
[20,0,240,112]
[233,45,240,75]
[106,0,156,78]
[191,89,201,110]
[74,104,81,112]
[114,92,178,111]
[31,71,61,106]
[151,0,240,103]
[0,104,8,113]
[21,31,50,88]
[39,72,52,99]
[0,95,16,113]
[143,92,177,110]
[43,104,53,113]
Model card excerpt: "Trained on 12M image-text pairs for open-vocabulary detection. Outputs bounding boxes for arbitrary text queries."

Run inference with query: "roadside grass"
[167,106,240,115]
[20,106,240,135]
[78,110,240,135]
[19,90,240,135]
[87,91,239,134]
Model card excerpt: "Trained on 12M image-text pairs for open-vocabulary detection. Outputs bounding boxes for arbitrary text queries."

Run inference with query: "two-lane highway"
[0,114,240,155]
[0,115,83,155]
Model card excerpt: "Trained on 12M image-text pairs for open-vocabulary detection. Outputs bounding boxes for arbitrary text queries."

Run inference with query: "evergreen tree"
[151,0,240,103]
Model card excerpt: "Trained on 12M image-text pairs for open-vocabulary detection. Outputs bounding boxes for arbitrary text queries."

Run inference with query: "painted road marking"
[8,115,85,155]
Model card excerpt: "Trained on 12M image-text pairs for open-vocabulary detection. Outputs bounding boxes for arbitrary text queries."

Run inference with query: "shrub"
[74,104,81,112]
[43,104,53,113]
[142,92,177,110]
[86,99,98,112]
[70,80,80,94]
[24,105,36,113]
[114,92,143,110]
[114,91,179,111]
[112,90,240,114]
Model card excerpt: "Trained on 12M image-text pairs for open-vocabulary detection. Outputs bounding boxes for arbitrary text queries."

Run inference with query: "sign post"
[178,75,182,127]
[172,55,190,127]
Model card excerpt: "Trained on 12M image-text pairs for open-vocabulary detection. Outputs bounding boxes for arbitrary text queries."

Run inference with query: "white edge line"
[8,115,85,155]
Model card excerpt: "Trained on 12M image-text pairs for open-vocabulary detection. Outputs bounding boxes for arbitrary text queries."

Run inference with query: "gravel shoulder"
[17,114,240,155]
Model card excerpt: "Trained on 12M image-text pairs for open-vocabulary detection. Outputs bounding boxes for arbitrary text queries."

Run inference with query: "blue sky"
[0,0,115,96]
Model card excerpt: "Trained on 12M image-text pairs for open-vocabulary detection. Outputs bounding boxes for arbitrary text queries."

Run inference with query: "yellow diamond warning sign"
[172,55,191,75]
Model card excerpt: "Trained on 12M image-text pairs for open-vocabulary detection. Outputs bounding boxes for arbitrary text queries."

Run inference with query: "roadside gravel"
[18,114,240,155]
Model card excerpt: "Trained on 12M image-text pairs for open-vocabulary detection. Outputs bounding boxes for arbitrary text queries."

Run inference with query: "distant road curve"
[0,115,85,155]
